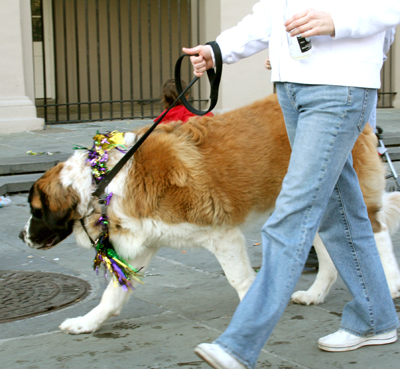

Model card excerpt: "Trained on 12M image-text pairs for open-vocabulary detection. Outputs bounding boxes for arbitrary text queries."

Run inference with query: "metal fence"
[378,47,397,108]
[32,0,203,124]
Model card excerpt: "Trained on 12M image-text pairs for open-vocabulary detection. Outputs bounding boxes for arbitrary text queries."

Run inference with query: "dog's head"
[19,151,94,249]
[19,163,80,249]
[19,132,140,250]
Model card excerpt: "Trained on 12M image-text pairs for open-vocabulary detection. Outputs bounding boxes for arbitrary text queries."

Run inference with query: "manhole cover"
[0,271,91,324]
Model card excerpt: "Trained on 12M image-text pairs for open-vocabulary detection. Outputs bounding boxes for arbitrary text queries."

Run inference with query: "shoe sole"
[194,346,226,369]
[318,334,397,352]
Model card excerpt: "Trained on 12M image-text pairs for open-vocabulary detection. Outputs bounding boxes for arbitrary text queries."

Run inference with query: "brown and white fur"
[19,94,400,334]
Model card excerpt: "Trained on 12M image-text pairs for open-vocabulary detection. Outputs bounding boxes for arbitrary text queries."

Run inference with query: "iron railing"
[33,0,205,124]
[378,47,397,108]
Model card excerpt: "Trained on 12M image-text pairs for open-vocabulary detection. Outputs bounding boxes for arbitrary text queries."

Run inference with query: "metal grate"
[32,0,205,124]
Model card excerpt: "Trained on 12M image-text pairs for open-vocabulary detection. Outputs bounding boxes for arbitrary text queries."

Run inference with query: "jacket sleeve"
[216,0,273,64]
[331,1,400,39]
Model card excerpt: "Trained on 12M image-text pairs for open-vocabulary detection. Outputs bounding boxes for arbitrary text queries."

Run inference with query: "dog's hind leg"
[59,248,157,334]
[375,191,400,298]
[291,233,338,305]
[374,222,400,298]
[210,227,256,300]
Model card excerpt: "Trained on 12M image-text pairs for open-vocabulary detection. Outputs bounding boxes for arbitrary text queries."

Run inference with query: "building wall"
[1,0,399,134]
[201,0,274,114]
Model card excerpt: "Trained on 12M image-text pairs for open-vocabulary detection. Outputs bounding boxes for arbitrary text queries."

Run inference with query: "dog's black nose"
[19,229,25,241]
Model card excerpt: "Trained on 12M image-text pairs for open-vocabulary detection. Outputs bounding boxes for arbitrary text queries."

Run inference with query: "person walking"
[182,1,400,368]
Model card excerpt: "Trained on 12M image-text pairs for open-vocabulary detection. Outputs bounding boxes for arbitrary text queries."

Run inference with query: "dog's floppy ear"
[40,181,80,222]
[124,132,137,147]
[36,164,81,220]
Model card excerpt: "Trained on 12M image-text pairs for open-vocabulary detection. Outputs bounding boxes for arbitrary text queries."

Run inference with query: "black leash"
[175,41,223,115]
[92,41,222,198]
[80,218,95,245]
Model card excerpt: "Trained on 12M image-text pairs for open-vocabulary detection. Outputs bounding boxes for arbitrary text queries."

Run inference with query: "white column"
[0,0,44,135]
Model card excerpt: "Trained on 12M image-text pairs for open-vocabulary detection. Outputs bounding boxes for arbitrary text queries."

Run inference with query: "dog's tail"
[378,191,400,235]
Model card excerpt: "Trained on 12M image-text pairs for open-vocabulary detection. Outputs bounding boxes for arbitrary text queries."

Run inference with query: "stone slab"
[381,134,400,147]
[0,173,42,195]
[386,147,400,161]
[0,153,69,175]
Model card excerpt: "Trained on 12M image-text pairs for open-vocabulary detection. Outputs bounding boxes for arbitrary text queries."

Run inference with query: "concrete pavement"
[1,110,400,369]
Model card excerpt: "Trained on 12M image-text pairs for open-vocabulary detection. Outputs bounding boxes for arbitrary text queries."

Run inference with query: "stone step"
[386,147,400,162]
[0,153,69,175]
[381,134,400,147]
[0,153,69,195]
[0,173,42,196]
[373,132,400,162]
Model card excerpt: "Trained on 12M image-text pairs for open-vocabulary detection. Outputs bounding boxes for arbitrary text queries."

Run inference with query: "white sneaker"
[194,343,247,369]
[318,329,397,352]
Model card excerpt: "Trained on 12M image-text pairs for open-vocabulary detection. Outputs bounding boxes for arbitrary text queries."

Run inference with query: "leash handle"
[175,41,223,115]
[92,41,222,198]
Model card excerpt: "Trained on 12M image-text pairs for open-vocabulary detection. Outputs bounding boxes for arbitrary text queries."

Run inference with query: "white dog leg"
[211,227,256,300]
[59,248,157,334]
[291,233,338,305]
[374,223,400,298]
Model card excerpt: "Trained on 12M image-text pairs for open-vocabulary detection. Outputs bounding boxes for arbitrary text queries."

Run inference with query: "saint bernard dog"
[19,94,400,334]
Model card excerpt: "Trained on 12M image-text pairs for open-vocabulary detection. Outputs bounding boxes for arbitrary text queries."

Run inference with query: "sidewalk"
[1,110,400,369]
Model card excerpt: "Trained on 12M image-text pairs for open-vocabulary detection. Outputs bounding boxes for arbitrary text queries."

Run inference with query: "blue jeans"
[214,83,399,369]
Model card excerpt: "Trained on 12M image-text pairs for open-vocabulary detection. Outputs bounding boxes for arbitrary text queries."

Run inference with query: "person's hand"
[182,45,213,77]
[265,57,271,70]
[284,9,335,38]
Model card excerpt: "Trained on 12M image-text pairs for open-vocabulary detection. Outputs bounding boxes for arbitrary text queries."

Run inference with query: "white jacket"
[215,0,400,88]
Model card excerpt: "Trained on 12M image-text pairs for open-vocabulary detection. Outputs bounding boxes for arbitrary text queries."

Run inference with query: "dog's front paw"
[291,290,325,306]
[59,316,101,334]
